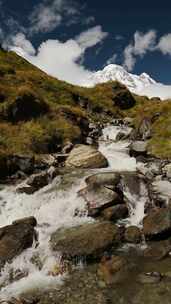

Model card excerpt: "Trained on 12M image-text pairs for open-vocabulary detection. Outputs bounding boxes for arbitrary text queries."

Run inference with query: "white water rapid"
[0,124,148,299]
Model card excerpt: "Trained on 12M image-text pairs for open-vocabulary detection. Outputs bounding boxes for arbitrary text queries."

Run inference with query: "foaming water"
[123,181,148,227]
[0,124,148,299]
[99,125,136,171]
[0,172,92,299]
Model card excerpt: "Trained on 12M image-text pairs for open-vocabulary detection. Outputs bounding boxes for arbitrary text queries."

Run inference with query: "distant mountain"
[90,64,156,94]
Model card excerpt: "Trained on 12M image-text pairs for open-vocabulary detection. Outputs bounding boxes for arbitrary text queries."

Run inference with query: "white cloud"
[157,34,171,55]
[138,83,171,100]
[76,25,108,50]
[29,0,79,34]
[106,53,118,65]
[10,33,36,55]
[8,26,108,86]
[123,30,157,71]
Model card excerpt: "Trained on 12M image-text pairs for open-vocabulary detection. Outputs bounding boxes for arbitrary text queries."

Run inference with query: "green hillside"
[0,49,171,159]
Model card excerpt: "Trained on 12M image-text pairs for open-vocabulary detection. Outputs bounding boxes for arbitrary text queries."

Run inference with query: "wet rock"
[130,141,148,157]
[163,163,171,179]
[101,205,128,222]
[0,154,35,181]
[62,141,74,154]
[50,222,123,261]
[85,172,120,188]
[144,240,171,260]
[143,208,171,241]
[17,186,37,195]
[124,226,142,243]
[6,88,49,122]
[9,155,35,174]
[25,166,59,193]
[116,131,130,141]
[137,272,162,284]
[65,144,108,169]
[36,154,58,168]
[79,185,123,217]
[0,216,37,269]
[97,255,127,284]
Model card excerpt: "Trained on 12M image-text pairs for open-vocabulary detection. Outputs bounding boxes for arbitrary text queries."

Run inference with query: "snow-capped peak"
[90,64,156,94]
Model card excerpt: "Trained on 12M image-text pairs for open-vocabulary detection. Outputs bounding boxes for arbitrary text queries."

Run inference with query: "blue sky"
[0,0,171,85]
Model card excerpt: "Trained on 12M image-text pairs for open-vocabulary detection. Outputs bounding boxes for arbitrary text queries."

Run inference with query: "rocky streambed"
[0,120,171,303]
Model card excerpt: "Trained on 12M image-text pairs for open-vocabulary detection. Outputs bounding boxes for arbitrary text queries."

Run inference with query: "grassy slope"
[0,49,171,159]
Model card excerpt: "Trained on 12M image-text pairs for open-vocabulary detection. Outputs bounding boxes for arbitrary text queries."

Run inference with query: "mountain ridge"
[90,64,156,94]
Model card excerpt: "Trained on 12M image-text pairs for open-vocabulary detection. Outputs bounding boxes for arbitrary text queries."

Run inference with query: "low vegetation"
[0,48,171,159]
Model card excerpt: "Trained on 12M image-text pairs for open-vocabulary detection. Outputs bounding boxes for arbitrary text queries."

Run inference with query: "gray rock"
[0,217,37,270]
[65,144,108,169]
[50,222,123,260]
[130,141,148,157]
[79,185,123,217]
[143,208,171,240]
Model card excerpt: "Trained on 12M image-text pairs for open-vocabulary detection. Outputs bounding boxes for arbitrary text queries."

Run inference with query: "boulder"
[18,166,59,194]
[65,144,108,169]
[144,240,171,260]
[130,141,148,157]
[0,216,37,269]
[97,255,127,284]
[143,208,171,240]
[163,163,171,179]
[101,205,128,222]
[6,88,49,122]
[85,172,120,188]
[78,185,123,217]
[124,226,142,243]
[50,222,123,260]
[8,155,35,175]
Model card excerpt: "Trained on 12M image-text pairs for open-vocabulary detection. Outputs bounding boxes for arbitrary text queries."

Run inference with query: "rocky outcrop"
[0,154,35,181]
[130,141,148,157]
[131,117,152,141]
[143,208,171,240]
[50,222,123,261]
[0,216,37,269]
[65,144,108,169]
[112,83,136,110]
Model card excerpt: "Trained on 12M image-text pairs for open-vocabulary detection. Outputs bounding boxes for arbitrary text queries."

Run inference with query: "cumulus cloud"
[9,33,36,55]
[123,30,157,71]
[76,25,108,50]
[157,34,171,55]
[8,26,107,86]
[29,0,80,34]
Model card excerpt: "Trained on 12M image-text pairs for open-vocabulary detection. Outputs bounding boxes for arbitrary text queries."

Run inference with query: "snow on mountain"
[90,64,156,94]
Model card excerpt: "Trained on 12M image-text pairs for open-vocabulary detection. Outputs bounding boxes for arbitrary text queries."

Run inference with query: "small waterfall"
[99,125,136,171]
[121,174,149,227]
[0,123,150,299]
[0,171,92,299]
